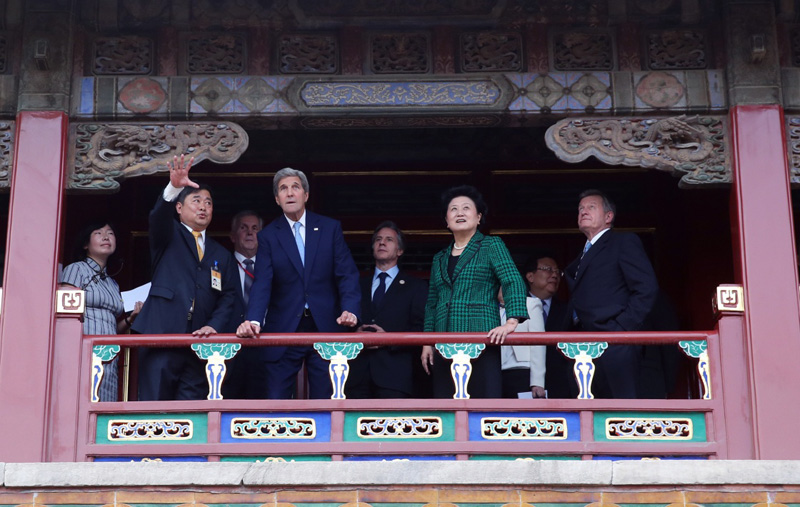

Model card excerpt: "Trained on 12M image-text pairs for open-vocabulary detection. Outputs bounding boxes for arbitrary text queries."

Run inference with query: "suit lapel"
[304,213,321,285]
[275,218,305,277]
[451,231,484,283]
[573,231,611,285]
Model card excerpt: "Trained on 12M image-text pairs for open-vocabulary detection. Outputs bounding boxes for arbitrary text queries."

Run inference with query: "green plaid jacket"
[424,231,528,332]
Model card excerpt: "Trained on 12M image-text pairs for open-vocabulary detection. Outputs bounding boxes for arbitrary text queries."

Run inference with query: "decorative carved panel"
[605,418,693,440]
[357,417,442,438]
[231,418,317,439]
[481,417,567,439]
[545,116,729,187]
[551,30,614,71]
[70,122,249,192]
[92,36,153,75]
[461,32,523,72]
[278,34,338,74]
[646,29,707,70]
[792,28,800,68]
[185,33,246,74]
[108,419,193,441]
[369,33,430,74]
[0,120,13,189]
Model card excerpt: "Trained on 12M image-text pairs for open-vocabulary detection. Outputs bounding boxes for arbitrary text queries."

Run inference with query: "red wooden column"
[0,111,68,461]
[729,104,800,459]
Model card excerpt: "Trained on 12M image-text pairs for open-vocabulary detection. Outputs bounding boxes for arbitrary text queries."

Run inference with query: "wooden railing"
[49,313,738,462]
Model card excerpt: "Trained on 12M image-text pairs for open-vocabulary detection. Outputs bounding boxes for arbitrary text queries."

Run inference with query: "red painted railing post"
[47,314,86,461]
[729,105,800,458]
[0,111,68,462]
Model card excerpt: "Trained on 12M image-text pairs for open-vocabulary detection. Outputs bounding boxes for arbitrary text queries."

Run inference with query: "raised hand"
[168,154,198,189]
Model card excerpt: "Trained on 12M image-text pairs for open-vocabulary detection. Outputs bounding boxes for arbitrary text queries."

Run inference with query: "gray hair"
[230,210,263,234]
[578,188,616,227]
[273,168,310,197]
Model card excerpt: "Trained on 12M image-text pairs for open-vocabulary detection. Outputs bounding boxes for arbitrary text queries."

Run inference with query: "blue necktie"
[294,221,304,266]
[582,240,592,257]
[372,272,389,309]
[542,299,549,321]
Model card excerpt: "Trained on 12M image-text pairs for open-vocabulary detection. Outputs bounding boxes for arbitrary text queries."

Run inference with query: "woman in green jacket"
[421,185,528,398]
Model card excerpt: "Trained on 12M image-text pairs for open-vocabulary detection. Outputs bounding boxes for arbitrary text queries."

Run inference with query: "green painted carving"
[313,342,363,360]
[679,340,707,358]
[557,342,607,359]
[191,342,241,360]
[435,343,485,359]
[92,344,121,362]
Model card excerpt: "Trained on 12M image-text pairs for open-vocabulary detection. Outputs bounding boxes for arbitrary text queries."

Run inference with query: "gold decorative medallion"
[713,284,744,313]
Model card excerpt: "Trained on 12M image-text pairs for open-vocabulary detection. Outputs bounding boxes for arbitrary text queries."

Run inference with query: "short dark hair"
[521,250,559,276]
[231,210,263,234]
[177,183,213,205]
[441,185,488,227]
[70,220,120,265]
[371,220,406,251]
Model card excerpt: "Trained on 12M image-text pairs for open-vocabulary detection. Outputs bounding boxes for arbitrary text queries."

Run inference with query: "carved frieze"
[185,33,246,74]
[461,32,523,72]
[279,34,339,74]
[545,116,729,187]
[792,27,800,68]
[0,121,13,189]
[70,122,249,192]
[370,33,430,74]
[551,30,614,71]
[646,29,707,70]
[93,36,153,75]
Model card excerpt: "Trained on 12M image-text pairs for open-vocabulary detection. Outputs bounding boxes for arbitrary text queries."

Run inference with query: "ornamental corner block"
[56,289,85,314]
[713,284,744,315]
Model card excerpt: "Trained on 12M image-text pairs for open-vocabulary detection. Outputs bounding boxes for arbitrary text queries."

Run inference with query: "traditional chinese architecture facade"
[0,0,799,503]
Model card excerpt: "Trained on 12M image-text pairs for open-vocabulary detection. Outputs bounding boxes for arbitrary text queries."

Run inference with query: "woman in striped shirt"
[61,220,141,401]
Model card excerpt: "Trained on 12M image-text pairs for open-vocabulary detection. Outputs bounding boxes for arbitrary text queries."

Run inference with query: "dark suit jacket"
[133,196,239,335]
[543,297,579,399]
[565,230,658,332]
[350,269,427,395]
[245,211,361,362]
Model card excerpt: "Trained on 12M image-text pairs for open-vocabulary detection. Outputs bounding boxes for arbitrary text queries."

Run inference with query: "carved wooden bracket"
[69,122,249,193]
[0,121,14,190]
[545,116,730,188]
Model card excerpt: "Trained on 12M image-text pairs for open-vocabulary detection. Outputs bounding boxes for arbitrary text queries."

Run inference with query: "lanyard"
[236,259,255,279]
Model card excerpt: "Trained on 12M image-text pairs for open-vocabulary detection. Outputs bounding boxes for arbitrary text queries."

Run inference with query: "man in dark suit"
[346,221,427,399]
[237,168,360,399]
[564,189,658,399]
[134,155,239,401]
[515,253,576,399]
[222,210,263,399]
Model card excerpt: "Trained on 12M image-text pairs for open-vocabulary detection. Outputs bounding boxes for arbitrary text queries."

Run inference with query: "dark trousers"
[501,368,531,398]
[263,314,333,399]
[345,348,414,399]
[593,344,642,399]
[137,347,207,401]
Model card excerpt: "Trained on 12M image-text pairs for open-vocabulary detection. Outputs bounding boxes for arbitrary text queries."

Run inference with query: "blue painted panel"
[79,77,95,115]
[468,412,580,442]
[220,412,331,443]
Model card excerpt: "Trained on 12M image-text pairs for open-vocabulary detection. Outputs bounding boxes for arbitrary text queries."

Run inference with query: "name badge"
[211,268,222,291]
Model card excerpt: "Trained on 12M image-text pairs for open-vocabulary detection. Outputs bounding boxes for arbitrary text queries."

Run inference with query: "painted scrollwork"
[0,121,13,189]
[785,117,800,184]
[545,116,729,187]
[70,122,249,192]
[551,31,613,71]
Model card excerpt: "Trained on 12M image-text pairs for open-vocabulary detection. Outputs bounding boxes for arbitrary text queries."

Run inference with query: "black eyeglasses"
[537,266,562,277]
